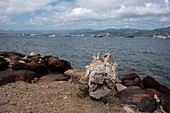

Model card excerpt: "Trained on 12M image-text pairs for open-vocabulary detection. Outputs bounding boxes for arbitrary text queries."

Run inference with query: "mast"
[161,22,164,35]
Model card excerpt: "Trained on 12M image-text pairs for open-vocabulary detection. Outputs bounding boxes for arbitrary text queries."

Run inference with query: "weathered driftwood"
[79,51,118,99]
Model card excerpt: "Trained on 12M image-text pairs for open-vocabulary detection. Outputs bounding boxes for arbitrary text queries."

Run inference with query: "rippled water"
[0,35,170,87]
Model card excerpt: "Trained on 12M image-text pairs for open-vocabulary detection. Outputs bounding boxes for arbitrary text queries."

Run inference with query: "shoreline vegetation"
[0,51,170,112]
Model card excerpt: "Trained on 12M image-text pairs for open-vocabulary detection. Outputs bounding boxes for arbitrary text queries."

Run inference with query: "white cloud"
[164,0,169,7]
[0,0,170,30]
[161,17,169,22]
[0,0,59,15]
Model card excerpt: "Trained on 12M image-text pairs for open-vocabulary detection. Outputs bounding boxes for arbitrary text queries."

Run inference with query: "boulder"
[122,73,141,81]
[0,51,9,57]
[146,88,164,100]
[117,86,157,112]
[64,69,85,84]
[122,73,143,88]
[162,96,170,113]
[30,63,48,77]
[12,62,30,71]
[36,73,70,83]
[122,80,133,87]
[0,70,36,86]
[146,88,170,113]
[47,56,72,73]
[7,51,24,57]
[143,75,170,95]
[0,57,9,71]
[21,54,41,63]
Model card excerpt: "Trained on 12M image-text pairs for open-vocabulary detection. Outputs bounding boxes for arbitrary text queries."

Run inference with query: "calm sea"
[0,35,170,87]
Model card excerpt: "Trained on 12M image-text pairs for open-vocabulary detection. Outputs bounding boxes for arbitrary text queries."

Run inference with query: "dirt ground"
[0,81,128,113]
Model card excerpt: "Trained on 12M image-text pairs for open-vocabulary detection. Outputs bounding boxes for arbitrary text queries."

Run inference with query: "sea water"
[0,35,169,87]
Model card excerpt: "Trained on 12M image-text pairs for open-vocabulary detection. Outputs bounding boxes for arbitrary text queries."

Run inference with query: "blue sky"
[0,0,170,30]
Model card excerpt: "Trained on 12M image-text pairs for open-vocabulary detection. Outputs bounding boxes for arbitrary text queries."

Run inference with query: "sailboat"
[154,22,170,39]
[48,34,55,37]
[47,28,56,37]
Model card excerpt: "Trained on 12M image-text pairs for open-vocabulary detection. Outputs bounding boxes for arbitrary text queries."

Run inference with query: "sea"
[0,35,170,87]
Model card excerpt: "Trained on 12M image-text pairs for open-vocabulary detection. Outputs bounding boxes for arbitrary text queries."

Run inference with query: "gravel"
[0,81,128,113]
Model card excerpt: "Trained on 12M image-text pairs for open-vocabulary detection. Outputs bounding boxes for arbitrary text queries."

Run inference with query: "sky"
[0,0,170,30]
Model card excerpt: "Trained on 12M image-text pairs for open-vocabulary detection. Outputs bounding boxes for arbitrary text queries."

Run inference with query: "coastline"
[0,51,169,112]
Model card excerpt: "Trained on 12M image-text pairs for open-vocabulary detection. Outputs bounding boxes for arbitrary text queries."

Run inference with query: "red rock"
[25,62,33,67]
[122,73,143,88]
[0,51,9,57]
[122,73,141,81]
[0,70,36,86]
[146,88,164,98]
[36,73,70,83]
[7,51,24,57]
[0,57,9,71]
[117,86,157,112]
[12,62,30,71]
[143,76,170,95]
[46,56,72,73]
[146,88,170,113]
[30,63,48,77]
[122,80,133,87]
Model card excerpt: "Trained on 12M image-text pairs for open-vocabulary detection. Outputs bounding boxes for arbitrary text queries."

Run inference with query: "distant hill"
[152,26,170,34]
[0,27,170,36]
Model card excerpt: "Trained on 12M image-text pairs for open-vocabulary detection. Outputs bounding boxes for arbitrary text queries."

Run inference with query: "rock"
[122,73,143,88]
[30,63,48,77]
[12,62,30,71]
[122,73,140,81]
[162,96,170,113]
[7,51,24,57]
[47,56,72,73]
[143,75,170,95]
[21,54,41,63]
[0,70,36,86]
[36,76,57,83]
[146,88,170,113]
[0,57,9,71]
[146,88,164,100]
[25,62,33,67]
[122,80,133,87]
[18,60,26,63]
[0,51,9,57]
[64,69,85,84]
[78,81,89,97]
[29,54,41,63]
[79,51,118,99]
[117,86,157,112]
[9,56,23,62]
[116,83,127,92]
[36,73,70,83]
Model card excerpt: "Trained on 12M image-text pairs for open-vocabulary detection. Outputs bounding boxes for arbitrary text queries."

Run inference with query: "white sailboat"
[154,22,169,39]
[47,27,56,37]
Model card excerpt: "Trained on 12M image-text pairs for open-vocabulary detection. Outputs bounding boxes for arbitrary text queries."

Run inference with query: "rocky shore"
[0,51,169,113]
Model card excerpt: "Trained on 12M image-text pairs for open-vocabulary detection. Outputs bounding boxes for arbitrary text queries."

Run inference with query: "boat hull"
[125,36,134,38]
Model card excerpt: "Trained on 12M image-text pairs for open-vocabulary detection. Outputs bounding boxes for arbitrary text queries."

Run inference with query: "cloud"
[0,0,170,30]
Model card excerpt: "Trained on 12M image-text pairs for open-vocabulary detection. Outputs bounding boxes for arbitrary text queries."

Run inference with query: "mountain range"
[0,27,170,36]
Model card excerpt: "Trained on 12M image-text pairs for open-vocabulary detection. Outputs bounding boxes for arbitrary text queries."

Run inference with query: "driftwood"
[79,51,118,99]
